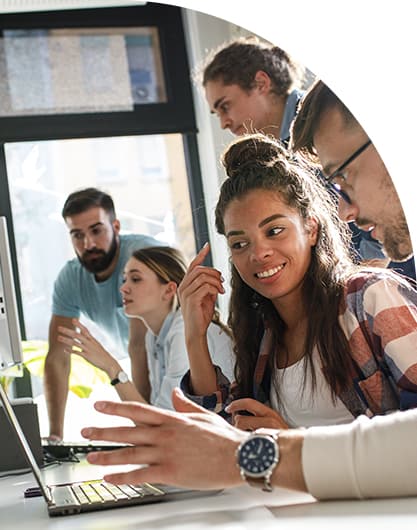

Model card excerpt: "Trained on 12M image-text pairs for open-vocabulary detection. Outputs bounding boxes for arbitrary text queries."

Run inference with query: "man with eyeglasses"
[44,187,162,441]
[291,79,414,269]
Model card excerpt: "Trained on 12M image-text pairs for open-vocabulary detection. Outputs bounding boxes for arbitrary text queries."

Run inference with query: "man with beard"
[291,80,414,268]
[44,188,161,441]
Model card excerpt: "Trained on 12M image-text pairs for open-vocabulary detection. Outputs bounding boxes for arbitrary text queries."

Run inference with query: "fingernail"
[220,275,225,282]
[82,427,92,437]
[202,242,209,249]
[87,453,98,463]
[95,401,106,411]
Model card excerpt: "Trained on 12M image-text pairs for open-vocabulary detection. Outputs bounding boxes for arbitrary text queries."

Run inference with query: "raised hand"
[178,243,225,341]
[57,318,120,377]
[226,398,289,431]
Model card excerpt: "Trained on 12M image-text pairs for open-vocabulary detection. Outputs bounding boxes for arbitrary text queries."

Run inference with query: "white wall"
[164,0,417,264]
[181,10,253,317]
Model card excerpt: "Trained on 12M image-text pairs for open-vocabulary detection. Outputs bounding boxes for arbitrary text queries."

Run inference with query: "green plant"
[1,340,109,398]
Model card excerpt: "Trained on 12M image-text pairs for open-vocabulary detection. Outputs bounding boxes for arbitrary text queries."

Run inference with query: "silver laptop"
[0,384,220,517]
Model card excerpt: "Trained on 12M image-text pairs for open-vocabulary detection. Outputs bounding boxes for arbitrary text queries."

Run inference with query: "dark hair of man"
[62,187,116,222]
[196,36,305,98]
[290,79,357,157]
[131,246,231,335]
[215,133,358,402]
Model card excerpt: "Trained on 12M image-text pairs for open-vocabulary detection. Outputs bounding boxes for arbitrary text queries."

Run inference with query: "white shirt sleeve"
[302,408,417,499]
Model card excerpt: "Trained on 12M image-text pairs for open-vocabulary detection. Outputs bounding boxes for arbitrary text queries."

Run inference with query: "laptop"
[0,384,220,517]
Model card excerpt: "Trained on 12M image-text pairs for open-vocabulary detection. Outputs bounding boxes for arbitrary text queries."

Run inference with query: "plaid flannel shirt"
[181,270,417,421]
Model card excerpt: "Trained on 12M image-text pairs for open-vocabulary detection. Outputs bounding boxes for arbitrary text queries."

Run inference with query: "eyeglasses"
[324,139,372,205]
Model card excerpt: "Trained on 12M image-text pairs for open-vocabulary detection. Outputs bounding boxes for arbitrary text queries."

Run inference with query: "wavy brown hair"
[215,133,358,400]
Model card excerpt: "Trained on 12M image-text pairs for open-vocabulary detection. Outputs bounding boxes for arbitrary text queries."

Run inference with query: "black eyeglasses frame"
[324,139,373,205]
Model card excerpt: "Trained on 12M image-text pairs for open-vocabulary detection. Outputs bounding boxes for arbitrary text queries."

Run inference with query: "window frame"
[0,4,209,339]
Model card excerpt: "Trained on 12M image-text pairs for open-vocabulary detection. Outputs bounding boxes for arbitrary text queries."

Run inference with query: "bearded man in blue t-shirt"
[44,187,162,441]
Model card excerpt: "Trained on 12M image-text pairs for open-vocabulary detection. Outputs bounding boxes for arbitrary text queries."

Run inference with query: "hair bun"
[221,133,286,179]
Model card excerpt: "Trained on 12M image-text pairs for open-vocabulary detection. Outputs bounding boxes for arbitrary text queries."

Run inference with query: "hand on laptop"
[81,388,248,490]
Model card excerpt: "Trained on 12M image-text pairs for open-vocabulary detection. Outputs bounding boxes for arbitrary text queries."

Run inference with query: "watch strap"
[110,370,129,386]
[245,474,274,492]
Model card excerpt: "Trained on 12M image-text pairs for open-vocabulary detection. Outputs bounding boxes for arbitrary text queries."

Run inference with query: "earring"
[251,292,261,309]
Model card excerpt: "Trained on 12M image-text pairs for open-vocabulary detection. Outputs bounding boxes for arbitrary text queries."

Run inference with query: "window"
[5,134,195,340]
[0,5,209,342]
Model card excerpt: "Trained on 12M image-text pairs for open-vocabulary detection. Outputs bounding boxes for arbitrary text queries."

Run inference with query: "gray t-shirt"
[52,233,161,358]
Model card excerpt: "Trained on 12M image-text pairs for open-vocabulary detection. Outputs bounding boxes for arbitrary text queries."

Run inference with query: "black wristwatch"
[236,429,279,492]
[110,370,129,386]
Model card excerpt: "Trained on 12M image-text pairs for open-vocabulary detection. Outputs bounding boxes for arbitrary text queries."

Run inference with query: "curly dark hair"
[196,36,305,97]
[215,133,357,401]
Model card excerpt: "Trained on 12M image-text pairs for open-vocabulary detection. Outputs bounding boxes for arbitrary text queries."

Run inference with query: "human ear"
[112,218,121,235]
[163,281,177,301]
[254,70,272,94]
[306,217,319,246]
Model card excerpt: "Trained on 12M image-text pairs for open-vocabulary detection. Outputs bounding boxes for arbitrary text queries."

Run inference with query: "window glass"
[0,27,166,117]
[5,134,195,341]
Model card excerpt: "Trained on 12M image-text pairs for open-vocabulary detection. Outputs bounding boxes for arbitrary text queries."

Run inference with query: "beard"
[382,219,413,262]
[77,231,118,274]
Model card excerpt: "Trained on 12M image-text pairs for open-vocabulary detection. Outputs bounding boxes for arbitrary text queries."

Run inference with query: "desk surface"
[1,458,416,530]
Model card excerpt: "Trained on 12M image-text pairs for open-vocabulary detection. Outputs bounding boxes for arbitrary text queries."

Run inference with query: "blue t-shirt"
[52,233,161,358]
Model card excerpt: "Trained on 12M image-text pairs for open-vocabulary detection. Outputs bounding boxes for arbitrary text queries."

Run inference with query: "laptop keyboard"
[70,481,164,505]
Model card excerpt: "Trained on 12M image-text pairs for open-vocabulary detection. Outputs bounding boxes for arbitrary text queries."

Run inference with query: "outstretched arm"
[82,388,305,492]
[82,390,417,499]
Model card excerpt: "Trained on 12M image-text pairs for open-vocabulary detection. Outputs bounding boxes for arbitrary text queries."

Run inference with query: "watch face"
[118,371,129,383]
[238,436,277,477]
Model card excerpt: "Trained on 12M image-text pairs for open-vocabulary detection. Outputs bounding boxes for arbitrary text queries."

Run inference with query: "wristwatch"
[236,429,279,492]
[110,370,129,386]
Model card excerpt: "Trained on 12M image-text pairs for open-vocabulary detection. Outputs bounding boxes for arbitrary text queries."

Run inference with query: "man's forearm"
[44,357,70,439]
[269,430,307,492]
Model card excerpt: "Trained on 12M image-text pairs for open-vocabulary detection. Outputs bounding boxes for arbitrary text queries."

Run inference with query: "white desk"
[1,458,416,530]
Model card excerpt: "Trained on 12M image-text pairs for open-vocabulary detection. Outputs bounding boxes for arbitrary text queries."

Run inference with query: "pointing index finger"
[188,242,211,271]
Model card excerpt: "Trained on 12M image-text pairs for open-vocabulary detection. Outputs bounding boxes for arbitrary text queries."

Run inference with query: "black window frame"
[0,2,210,339]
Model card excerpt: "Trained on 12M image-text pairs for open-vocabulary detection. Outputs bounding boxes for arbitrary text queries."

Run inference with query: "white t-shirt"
[270,349,353,427]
